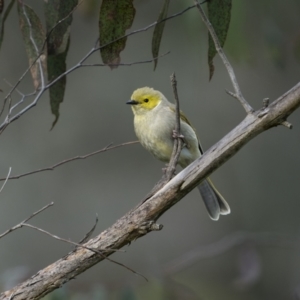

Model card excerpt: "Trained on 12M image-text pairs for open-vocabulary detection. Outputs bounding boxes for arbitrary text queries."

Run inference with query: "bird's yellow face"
[127,87,162,113]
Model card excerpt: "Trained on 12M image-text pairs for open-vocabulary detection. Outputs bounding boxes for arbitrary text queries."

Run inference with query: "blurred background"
[0,0,300,299]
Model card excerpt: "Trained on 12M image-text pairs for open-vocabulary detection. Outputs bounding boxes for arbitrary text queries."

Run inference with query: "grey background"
[0,0,300,299]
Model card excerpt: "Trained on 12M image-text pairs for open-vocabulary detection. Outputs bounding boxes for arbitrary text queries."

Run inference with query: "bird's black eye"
[144,98,149,103]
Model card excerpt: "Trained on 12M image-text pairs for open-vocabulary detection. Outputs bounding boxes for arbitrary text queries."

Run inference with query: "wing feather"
[169,105,204,155]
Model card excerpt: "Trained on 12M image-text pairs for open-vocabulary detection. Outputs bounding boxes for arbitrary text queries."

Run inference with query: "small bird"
[126,87,230,220]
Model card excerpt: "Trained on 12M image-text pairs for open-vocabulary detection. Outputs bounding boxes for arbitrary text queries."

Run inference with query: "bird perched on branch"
[126,87,230,220]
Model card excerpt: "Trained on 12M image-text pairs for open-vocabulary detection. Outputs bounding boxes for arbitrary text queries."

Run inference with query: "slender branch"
[21,3,46,89]
[22,222,147,281]
[0,141,139,181]
[165,73,184,179]
[0,167,11,193]
[3,79,36,117]
[1,82,299,300]
[78,214,99,245]
[0,0,84,117]
[0,202,54,239]
[81,51,170,67]
[0,204,146,281]
[194,0,254,114]
[1,2,46,122]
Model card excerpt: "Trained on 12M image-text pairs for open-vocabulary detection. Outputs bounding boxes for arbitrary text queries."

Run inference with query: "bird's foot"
[172,129,185,140]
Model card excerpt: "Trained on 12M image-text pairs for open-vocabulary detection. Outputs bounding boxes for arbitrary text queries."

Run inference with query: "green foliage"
[45,0,77,55]
[17,2,46,89]
[2,0,297,126]
[47,39,70,129]
[99,0,135,68]
[207,0,232,80]
[152,0,170,70]
[45,0,78,128]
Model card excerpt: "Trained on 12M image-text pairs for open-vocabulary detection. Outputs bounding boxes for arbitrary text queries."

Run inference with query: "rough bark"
[1,82,300,300]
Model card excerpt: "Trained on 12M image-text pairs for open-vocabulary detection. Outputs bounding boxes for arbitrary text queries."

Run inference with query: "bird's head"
[127,87,164,114]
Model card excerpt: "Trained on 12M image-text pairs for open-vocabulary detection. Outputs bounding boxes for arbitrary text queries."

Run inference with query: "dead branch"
[165,73,184,179]
[0,141,139,181]
[0,203,54,239]
[1,82,300,300]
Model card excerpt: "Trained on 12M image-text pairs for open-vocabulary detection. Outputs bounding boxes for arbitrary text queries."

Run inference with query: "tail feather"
[197,178,230,221]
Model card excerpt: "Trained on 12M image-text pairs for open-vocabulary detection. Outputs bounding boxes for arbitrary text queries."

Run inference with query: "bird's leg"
[172,129,184,140]
[172,129,186,147]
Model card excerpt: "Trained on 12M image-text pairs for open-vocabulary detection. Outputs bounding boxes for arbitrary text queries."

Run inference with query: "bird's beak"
[126,99,139,105]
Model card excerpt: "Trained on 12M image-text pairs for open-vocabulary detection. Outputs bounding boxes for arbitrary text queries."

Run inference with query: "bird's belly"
[139,130,173,162]
[134,113,200,166]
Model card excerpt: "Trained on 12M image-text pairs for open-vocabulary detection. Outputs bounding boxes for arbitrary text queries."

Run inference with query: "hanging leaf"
[207,0,232,80]
[48,39,70,130]
[45,0,77,55]
[151,0,170,70]
[99,0,135,69]
[45,0,78,128]
[0,0,15,50]
[18,2,46,89]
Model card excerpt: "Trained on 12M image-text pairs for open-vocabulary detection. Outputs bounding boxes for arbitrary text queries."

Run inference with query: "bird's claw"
[172,130,184,139]
[137,221,163,235]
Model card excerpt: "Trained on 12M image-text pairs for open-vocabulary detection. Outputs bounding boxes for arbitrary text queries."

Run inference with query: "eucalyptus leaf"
[152,0,170,70]
[207,0,232,80]
[99,0,135,69]
[18,2,46,89]
[45,0,78,128]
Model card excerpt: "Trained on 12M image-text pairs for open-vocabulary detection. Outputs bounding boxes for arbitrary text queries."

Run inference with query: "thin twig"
[78,214,99,245]
[165,73,184,179]
[0,167,11,193]
[81,51,170,68]
[21,3,45,89]
[194,0,254,114]
[0,141,139,181]
[3,78,36,115]
[0,202,145,280]
[0,202,54,239]
[23,223,146,280]
[0,0,84,118]
[22,223,124,254]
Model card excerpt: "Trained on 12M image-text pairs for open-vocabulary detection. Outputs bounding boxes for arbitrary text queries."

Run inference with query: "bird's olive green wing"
[169,105,204,154]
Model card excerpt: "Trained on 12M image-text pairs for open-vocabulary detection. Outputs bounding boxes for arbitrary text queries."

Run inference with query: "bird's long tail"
[197,178,230,221]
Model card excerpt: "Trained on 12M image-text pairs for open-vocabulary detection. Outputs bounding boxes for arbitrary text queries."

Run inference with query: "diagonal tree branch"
[1,82,299,300]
